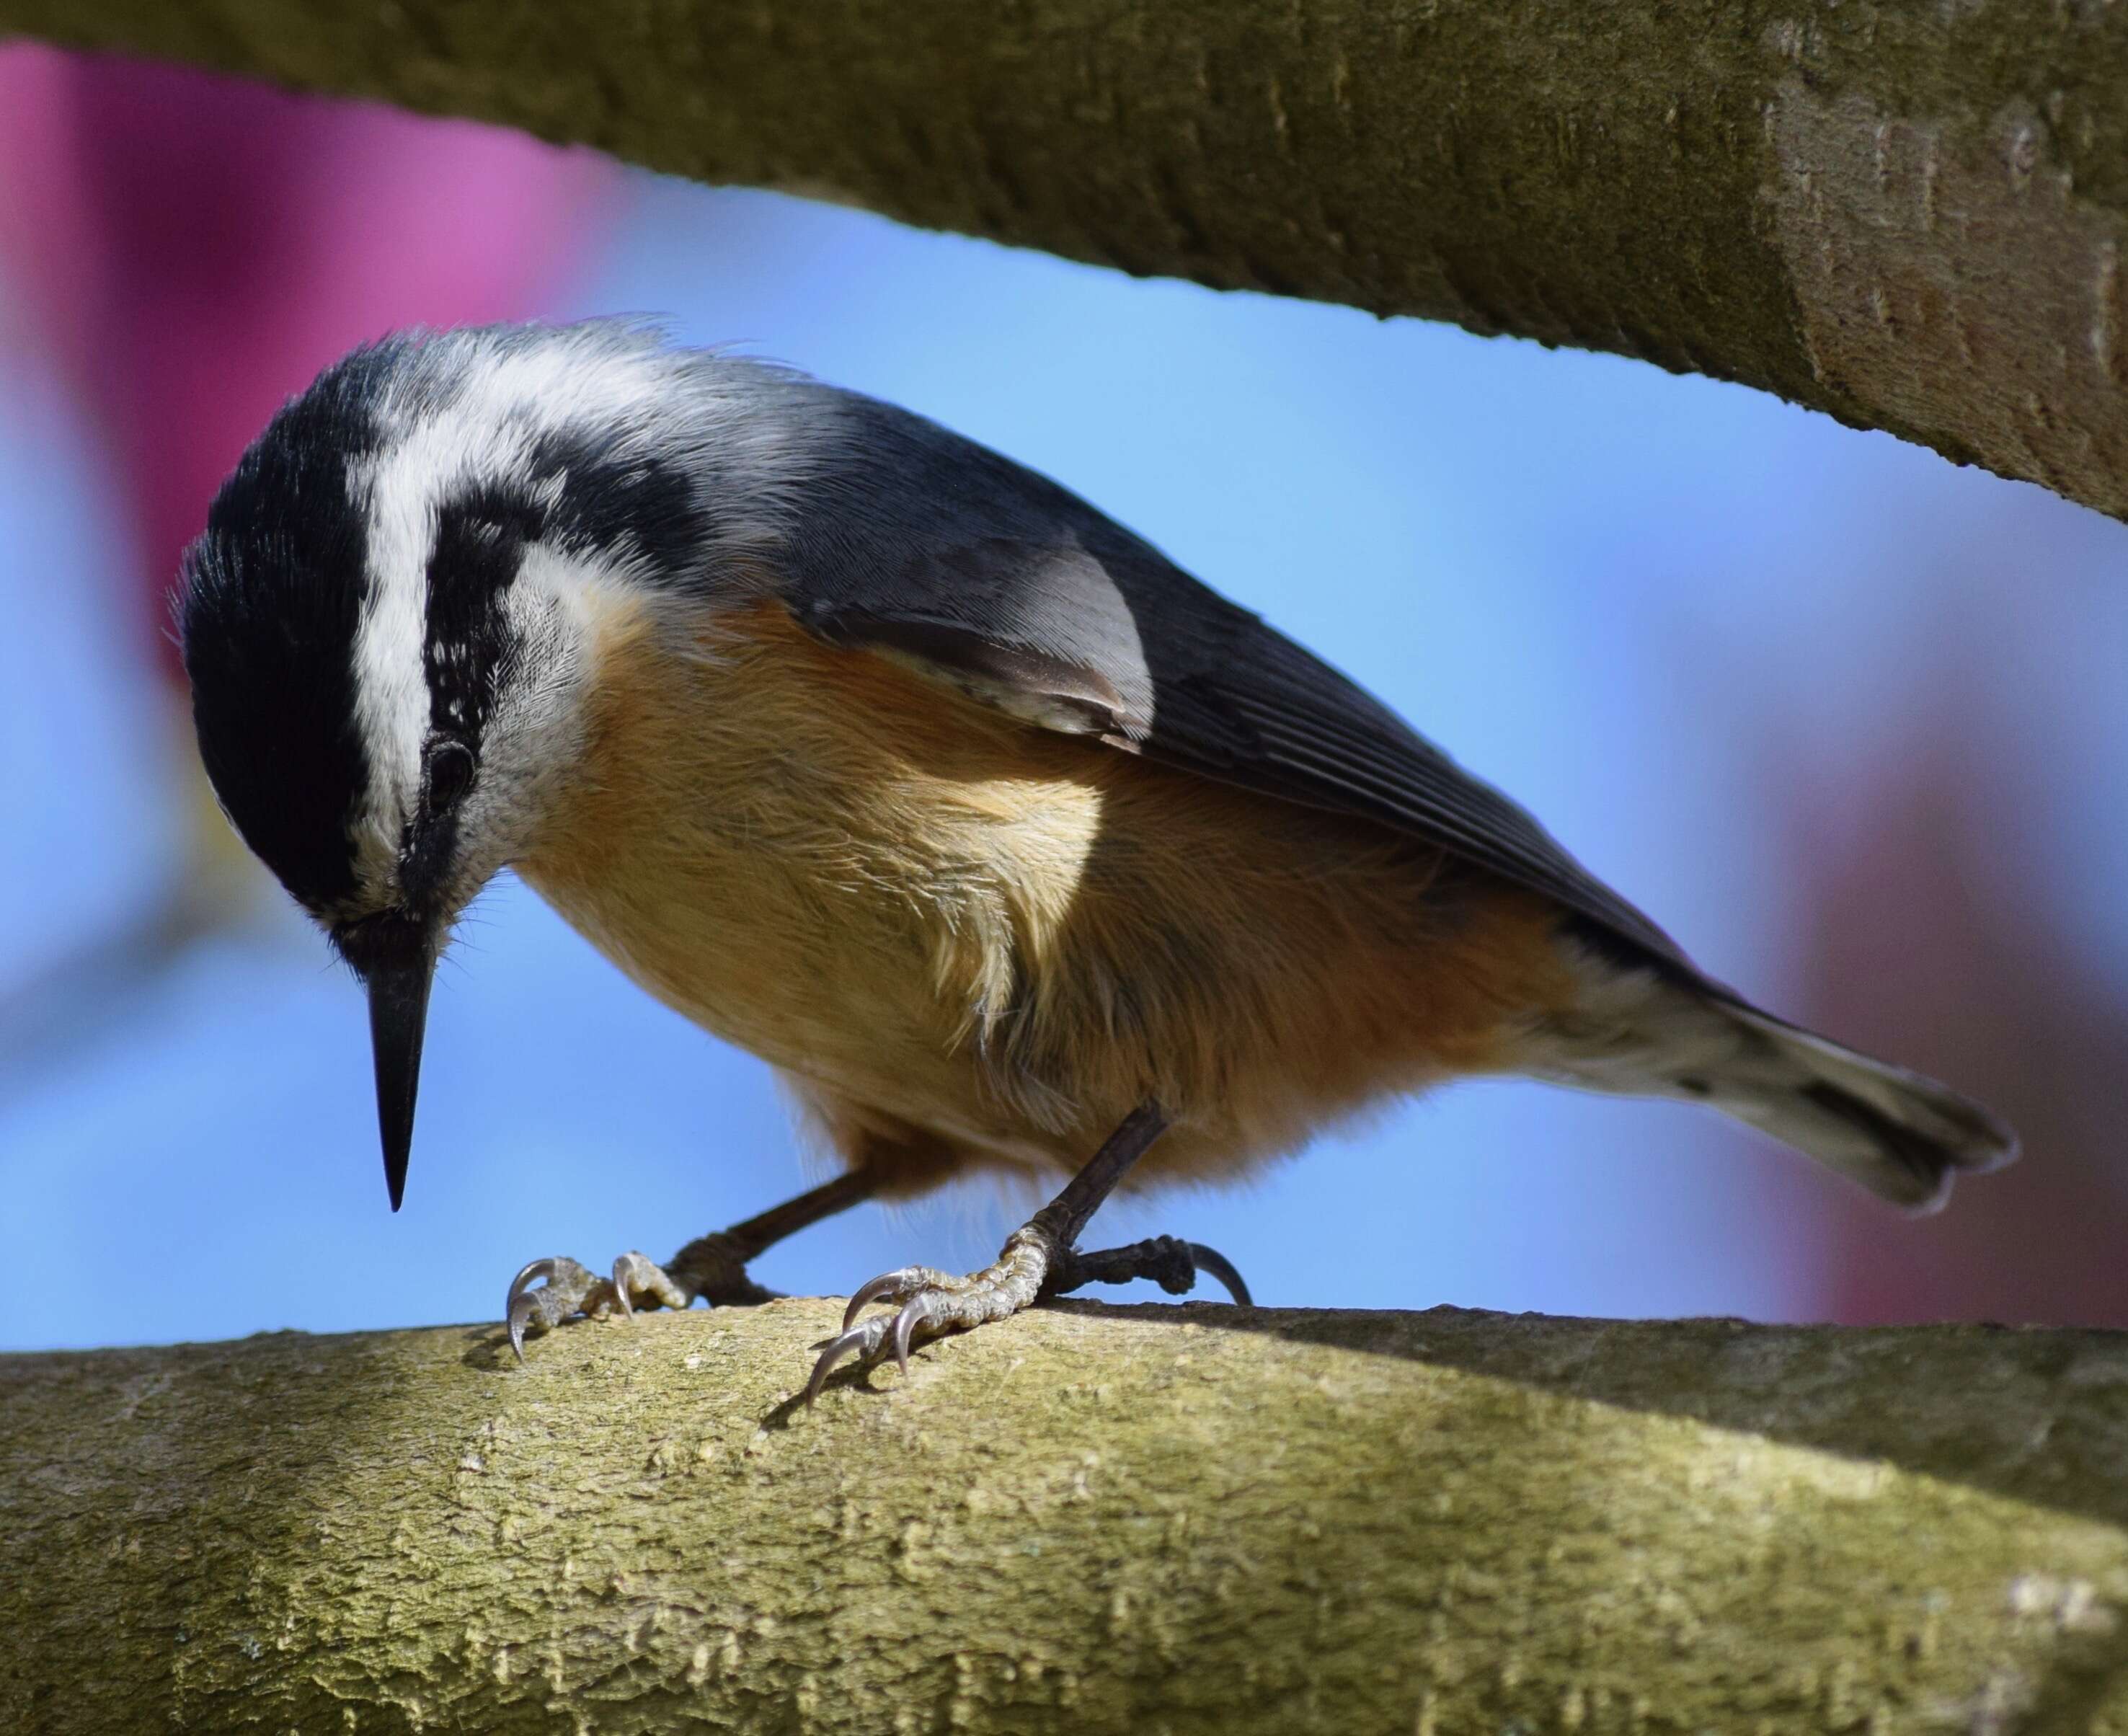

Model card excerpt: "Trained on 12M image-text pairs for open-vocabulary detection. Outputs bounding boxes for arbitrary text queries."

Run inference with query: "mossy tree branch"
[4,1301,2127,1732]
[4,0,2128,520]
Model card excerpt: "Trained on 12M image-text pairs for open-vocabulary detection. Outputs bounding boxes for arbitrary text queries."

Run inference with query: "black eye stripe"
[420,486,529,752]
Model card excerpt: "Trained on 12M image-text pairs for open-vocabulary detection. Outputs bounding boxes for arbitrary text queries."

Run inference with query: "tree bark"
[4,1,2127,522]
[4,1298,2127,1733]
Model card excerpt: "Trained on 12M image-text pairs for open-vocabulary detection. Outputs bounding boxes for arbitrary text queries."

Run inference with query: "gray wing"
[773,389,1694,973]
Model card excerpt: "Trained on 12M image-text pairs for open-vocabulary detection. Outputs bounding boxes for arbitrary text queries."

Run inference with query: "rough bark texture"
[4,0,2127,521]
[4,1299,2128,1733]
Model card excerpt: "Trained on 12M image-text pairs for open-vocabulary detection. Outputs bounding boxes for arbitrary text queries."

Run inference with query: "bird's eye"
[424,738,476,812]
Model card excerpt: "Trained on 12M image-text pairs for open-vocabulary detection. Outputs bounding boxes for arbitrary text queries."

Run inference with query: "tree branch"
[5,1,2127,521]
[5,1301,2127,1732]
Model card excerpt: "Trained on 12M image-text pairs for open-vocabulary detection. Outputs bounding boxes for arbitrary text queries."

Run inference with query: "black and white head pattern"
[179,321,807,931]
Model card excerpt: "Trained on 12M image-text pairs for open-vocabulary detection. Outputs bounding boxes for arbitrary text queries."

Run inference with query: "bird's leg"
[506,1168,877,1362]
[806,1102,1250,1401]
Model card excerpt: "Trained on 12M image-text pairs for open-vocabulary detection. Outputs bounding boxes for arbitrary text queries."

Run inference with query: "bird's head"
[178,324,737,1208]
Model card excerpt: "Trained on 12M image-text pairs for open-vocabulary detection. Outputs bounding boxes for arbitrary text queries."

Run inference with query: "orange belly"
[517,595,1575,1193]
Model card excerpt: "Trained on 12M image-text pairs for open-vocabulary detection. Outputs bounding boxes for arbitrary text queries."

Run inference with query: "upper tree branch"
[5,1301,2128,1732]
[5,0,2127,519]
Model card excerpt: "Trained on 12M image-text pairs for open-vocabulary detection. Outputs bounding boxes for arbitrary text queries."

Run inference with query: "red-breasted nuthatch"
[178,322,2016,1396]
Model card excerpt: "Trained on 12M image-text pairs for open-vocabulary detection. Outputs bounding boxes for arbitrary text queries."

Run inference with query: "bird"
[178,320,2017,1398]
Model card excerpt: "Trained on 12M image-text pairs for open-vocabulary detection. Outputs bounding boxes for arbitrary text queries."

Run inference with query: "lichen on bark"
[4,1301,2127,1732]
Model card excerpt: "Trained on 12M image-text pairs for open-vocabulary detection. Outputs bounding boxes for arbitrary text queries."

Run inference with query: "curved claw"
[507,1290,542,1366]
[841,1267,941,1331]
[506,1257,563,1322]
[611,1251,691,1321]
[611,1252,650,1321]
[1187,1242,1253,1308]
[841,1273,903,1332]
[891,1298,926,1375]
[806,1319,887,1406]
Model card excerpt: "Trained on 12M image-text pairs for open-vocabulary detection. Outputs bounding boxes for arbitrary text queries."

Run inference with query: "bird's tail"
[1533,970,2018,1212]
[1707,1006,2016,1210]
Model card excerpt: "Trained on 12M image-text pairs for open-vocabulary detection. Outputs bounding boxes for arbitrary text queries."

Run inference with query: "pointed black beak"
[338,916,440,1212]
[367,952,435,1211]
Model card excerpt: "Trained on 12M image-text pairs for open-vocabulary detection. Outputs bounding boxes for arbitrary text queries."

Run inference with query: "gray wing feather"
[772,389,1693,973]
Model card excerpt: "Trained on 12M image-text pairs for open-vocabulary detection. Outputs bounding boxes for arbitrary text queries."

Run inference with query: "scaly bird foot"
[505,1231,780,1363]
[804,1226,1249,1402]
[505,1252,685,1363]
